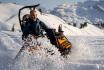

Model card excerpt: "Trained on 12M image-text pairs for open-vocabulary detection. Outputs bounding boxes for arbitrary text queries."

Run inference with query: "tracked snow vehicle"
[17,4,72,58]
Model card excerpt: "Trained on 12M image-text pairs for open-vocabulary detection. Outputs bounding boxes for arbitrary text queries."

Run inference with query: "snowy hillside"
[51,0,104,27]
[0,3,104,36]
[0,3,104,70]
[0,3,22,31]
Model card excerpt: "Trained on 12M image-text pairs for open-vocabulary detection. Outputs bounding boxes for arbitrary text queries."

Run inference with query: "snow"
[38,14,104,36]
[51,0,104,25]
[0,3,104,70]
[97,5,104,12]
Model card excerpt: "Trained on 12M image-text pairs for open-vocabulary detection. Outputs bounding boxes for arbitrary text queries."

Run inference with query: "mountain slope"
[51,0,104,25]
[0,3,104,36]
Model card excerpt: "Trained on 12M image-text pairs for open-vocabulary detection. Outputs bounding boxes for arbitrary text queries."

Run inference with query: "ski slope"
[0,3,104,70]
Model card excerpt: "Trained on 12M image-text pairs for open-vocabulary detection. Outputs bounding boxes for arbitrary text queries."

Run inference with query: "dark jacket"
[21,18,49,38]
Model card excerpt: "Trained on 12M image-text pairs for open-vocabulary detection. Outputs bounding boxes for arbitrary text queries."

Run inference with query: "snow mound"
[10,38,64,70]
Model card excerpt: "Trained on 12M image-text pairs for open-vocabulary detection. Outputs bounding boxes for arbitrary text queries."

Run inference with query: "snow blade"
[46,28,72,55]
[15,35,40,59]
[15,46,25,59]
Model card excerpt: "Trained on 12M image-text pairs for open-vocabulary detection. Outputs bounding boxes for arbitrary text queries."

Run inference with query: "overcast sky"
[0,0,94,9]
